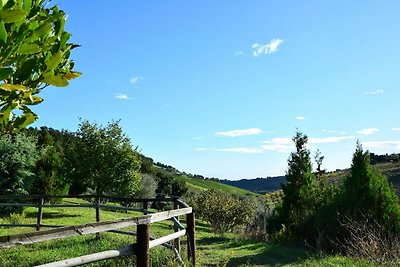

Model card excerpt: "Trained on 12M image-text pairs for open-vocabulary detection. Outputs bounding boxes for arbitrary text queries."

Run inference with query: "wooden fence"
[0,195,195,267]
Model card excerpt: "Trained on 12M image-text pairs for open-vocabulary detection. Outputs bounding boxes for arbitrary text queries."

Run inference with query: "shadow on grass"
[198,235,310,266]
[25,211,81,219]
[226,244,310,267]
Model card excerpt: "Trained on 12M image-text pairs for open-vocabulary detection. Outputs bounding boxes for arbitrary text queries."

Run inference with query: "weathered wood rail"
[0,195,195,267]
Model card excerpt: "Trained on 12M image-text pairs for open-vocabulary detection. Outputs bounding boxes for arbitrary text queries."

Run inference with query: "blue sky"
[33,1,400,180]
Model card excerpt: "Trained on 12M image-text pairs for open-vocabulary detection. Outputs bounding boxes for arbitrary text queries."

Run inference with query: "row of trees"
[268,131,400,252]
[0,120,188,215]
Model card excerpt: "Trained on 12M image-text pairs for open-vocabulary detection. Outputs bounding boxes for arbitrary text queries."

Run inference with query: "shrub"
[191,189,255,234]
[338,214,400,265]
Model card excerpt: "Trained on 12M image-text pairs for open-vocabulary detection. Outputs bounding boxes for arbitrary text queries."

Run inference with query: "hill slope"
[220,154,400,195]
[176,175,258,196]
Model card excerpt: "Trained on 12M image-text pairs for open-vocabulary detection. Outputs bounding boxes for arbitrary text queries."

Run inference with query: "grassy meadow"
[0,199,377,267]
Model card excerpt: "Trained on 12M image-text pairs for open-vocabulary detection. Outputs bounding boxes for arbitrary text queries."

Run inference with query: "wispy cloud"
[193,136,204,140]
[309,136,355,144]
[364,89,384,95]
[216,128,263,138]
[114,93,131,100]
[261,137,292,153]
[392,128,400,133]
[358,128,379,135]
[234,51,244,56]
[296,116,306,121]
[260,135,355,153]
[363,141,400,151]
[214,134,355,154]
[321,129,347,135]
[216,148,264,154]
[252,38,283,57]
[130,76,143,85]
[195,148,208,151]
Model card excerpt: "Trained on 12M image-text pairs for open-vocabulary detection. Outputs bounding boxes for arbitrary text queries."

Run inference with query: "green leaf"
[0,83,29,92]
[63,71,82,80]
[13,112,37,130]
[43,74,69,87]
[16,43,41,54]
[0,21,7,43]
[0,9,27,23]
[22,0,31,11]
[0,68,14,80]
[46,51,62,71]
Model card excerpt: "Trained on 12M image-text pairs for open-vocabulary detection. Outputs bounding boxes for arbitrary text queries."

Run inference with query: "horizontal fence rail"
[0,195,195,267]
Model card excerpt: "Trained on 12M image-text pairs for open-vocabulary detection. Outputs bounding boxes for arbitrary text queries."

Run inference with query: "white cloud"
[358,128,379,135]
[309,136,355,144]
[364,89,384,95]
[252,38,283,57]
[322,129,346,135]
[216,148,264,154]
[392,128,400,133]
[261,137,293,153]
[114,93,131,100]
[130,76,143,85]
[193,136,204,140]
[234,51,244,56]
[296,116,306,120]
[195,148,208,151]
[363,141,400,151]
[216,128,263,138]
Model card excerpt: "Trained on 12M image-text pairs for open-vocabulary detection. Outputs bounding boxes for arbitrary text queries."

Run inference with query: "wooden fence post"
[173,198,181,253]
[186,211,196,266]
[95,196,101,239]
[136,224,150,267]
[36,196,44,231]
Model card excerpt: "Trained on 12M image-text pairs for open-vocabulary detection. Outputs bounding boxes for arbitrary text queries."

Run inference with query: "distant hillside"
[221,176,286,194]
[176,175,258,196]
[221,153,400,195]
[138,153,257,197]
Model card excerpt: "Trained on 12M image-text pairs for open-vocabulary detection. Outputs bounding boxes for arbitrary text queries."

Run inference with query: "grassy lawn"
[0,199,376,266]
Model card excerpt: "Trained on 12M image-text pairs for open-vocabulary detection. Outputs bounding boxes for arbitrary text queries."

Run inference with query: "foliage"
[191,189,255,233]
[155,169,187,197]
[269,131,318,241]
[29,127,69,196]
[66,120,141,196]
[134,173,158,198]
[0,132,40,214]
[0,0,80,134]
[339,142,400,232]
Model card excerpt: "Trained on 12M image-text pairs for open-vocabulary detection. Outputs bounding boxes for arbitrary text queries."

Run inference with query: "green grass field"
[0,199,376,267]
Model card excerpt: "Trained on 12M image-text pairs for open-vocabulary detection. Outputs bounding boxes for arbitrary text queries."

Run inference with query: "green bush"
[191,189,255,234]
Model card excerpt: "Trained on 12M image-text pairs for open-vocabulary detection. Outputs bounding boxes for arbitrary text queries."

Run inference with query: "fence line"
[0,195,195,267]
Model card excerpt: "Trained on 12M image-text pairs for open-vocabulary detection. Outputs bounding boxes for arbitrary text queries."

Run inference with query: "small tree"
[191,189,255,233]
[66,120,141,196]
[0,0,80,134]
